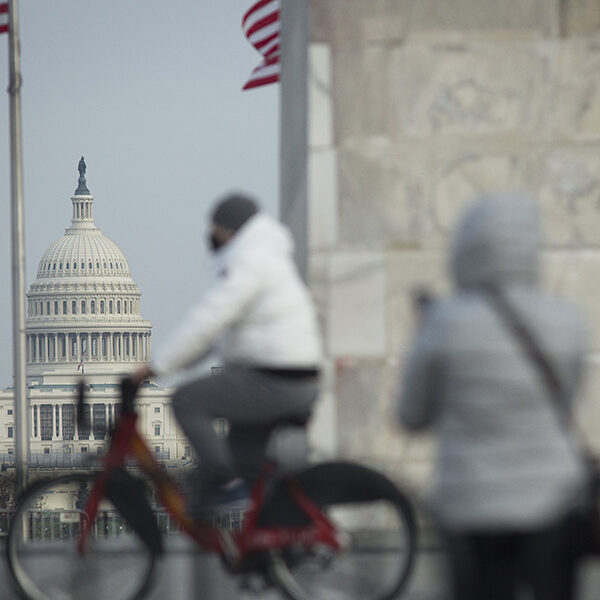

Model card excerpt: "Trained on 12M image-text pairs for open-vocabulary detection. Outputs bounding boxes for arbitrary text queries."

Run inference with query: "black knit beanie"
[211,193,258,232]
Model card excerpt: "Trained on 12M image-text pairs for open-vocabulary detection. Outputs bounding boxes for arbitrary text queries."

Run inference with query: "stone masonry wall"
[306,0,600,493]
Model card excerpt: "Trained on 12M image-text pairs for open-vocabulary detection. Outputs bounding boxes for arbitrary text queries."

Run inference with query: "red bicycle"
[6,378,416,600]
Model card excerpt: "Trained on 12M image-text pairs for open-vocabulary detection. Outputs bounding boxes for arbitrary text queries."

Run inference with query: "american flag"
[0,2,8,35]
[77,355,85,375]
[242,0,280,90]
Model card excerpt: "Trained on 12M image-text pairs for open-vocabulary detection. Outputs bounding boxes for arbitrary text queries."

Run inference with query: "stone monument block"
[538,148,600,246]
[433,150,534,239]
[327,252,386,357]
[311,0,410,45]
[409,0,559,36]
[309,44,334,149]
[385,250,448,353]
[308,149,338,250]
[338,141,428,246]
[560,0,600,35]
[331,44,396,144]
[303,0,600,473]
[308,359,338,459]
[334,357,406,466]
[549,40,600,140]
[542,252,600,352]
[391,41,551,138]
[575,361,600,453]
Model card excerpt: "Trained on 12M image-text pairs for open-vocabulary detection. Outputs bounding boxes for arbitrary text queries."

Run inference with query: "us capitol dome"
[27,157,151,375]
[0,159,191,467]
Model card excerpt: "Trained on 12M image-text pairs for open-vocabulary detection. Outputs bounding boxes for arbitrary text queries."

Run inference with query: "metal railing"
[0,450,180,470]
[0,507,246,539]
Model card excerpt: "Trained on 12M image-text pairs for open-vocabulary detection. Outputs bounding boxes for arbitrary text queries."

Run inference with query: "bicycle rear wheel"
[266,462,416,600]
[6,473,156,600]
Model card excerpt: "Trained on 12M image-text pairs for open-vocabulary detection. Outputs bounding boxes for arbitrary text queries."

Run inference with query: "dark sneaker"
[189,479,251,520]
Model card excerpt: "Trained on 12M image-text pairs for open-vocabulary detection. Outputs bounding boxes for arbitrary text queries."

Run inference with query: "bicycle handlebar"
[76,376,140,432]
[120,377,139,414]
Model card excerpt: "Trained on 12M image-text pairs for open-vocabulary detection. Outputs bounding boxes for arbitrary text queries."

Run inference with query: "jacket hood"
[213,212,294,267]
[450,193,540,290]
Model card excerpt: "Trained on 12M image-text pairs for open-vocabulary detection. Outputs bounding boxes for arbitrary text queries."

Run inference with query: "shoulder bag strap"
[481,284,568,426]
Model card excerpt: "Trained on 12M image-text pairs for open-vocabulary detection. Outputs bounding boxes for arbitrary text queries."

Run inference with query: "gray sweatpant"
[172,367,319,485]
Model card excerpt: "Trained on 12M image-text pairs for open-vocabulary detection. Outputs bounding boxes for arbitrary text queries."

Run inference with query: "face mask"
[209,233,228,252]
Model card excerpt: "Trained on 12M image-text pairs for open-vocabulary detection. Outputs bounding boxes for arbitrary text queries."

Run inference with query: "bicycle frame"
[76,380,346,569]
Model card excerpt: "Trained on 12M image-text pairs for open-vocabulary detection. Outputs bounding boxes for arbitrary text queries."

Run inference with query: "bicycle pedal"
[239,573,270,595]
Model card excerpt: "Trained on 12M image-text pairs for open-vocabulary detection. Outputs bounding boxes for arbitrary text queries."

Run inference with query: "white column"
[165,400,170,436]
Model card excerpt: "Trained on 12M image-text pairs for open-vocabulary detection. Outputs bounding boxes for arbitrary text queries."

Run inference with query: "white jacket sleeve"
[151,258,263,376]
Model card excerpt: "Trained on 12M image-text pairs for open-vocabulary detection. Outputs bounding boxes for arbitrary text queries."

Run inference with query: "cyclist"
[131,192,322,514]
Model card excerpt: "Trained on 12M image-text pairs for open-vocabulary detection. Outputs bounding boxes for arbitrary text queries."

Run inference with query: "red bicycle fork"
[76,412,140,555]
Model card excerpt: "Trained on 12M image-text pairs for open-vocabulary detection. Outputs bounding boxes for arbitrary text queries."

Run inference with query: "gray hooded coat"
[398,195,587,531]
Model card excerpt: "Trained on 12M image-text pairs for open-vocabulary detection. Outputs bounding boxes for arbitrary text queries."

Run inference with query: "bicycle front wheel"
[266,462,416,600]
[6,473,156,600]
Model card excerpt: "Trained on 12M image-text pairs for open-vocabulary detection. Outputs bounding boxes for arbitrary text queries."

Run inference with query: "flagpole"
[7,0,29,494]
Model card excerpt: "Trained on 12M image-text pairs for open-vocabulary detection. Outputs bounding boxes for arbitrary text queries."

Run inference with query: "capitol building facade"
[0,159,191,468]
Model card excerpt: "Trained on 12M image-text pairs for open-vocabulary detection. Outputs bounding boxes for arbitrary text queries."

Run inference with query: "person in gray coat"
[397,194,587,600]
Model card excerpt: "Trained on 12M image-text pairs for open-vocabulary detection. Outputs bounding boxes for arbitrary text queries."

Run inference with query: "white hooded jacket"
[151,213,322,376]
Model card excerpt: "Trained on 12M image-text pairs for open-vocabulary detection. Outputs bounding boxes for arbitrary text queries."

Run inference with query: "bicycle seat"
[229,415,311,480]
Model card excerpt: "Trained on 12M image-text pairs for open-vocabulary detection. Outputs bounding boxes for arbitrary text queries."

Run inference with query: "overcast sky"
[0,1,279,387]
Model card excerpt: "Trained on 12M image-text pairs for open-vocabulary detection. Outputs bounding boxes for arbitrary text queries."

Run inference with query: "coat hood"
[212,212,294,270]
[450,193,540,290]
